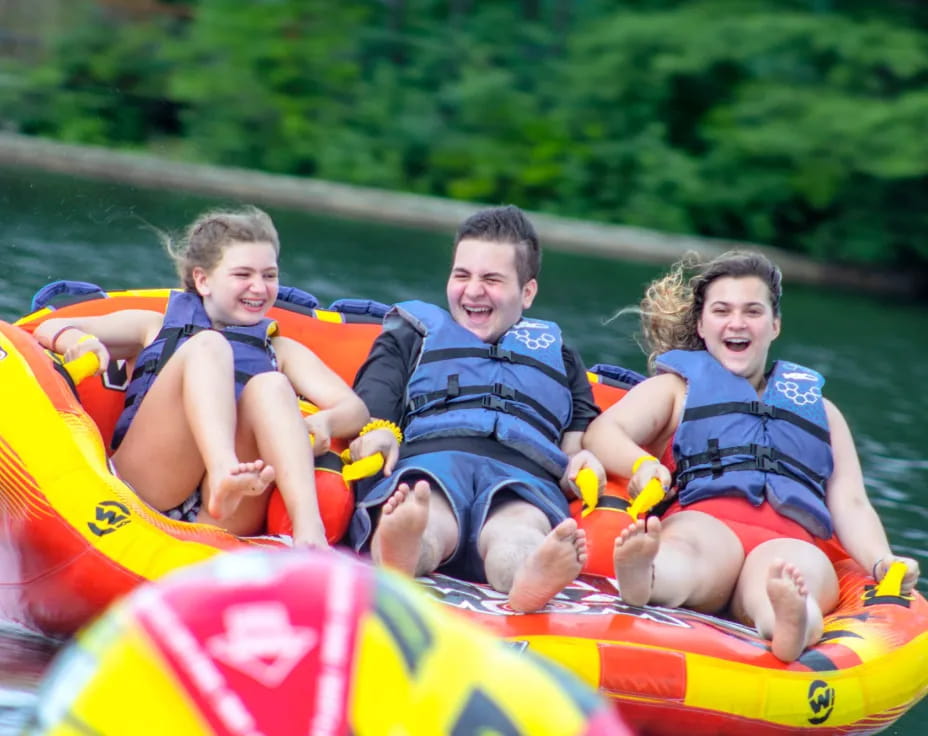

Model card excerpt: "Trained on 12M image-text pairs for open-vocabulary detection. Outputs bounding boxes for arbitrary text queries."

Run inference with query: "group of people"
[34,203,919,662]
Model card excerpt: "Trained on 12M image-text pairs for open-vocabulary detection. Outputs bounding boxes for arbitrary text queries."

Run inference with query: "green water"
[1,167,926,733]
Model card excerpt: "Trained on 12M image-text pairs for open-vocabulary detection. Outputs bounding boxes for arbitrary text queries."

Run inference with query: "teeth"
[242,299,263,307]
[465,306,490,314]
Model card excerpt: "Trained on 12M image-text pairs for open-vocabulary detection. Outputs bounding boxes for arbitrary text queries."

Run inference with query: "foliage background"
[2,0,927,277]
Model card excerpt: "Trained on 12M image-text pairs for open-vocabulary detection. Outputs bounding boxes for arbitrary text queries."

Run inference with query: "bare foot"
[767,559,811,662]
[507,519,587,613]
[292,523,330,549]
[370,480,430,576]
[205,460,276,520]
[613,516,661,607]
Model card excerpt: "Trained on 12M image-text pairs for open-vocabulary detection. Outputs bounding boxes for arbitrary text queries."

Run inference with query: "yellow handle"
[63,351,100,385]
[298,399,319,415]
[875,561,907,597]
[627,478,666,520]
[577,467,600,518]
[342,452,385,482]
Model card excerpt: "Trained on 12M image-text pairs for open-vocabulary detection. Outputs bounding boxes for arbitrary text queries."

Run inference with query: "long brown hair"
[639,250,782,372]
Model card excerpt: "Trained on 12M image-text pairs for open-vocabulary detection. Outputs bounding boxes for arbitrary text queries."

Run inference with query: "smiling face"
[193,241,280,328]
[447,238,537,343]
[697,275,780,389]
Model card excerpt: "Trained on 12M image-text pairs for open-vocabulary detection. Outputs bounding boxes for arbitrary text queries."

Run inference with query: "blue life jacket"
[111,291,278,449]
[658,350,834,538]
[396,301,573,478]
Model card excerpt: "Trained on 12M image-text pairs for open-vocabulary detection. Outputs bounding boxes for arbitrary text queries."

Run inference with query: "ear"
[521,278,538,310]
[772,315,781,339]
[696,313,705,341]
[192,266,210,297]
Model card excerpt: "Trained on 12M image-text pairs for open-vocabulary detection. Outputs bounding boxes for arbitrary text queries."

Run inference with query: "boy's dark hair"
[454,205,541,285]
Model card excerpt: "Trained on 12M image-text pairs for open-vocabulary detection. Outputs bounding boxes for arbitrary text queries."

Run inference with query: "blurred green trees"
[3,0,926,271]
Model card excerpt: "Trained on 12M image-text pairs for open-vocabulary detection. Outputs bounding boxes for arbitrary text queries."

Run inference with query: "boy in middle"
[348,205,604,612]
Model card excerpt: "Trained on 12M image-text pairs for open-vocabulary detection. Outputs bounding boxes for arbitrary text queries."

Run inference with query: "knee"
[182,330,233,361]
[242,370,294,401]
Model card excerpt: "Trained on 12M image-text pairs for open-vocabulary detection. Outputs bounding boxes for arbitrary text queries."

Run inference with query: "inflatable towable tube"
[6,285,927,736]
[28,548,634,736]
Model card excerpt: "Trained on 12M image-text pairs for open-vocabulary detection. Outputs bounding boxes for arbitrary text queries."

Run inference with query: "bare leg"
[112,331,273,517]
[612,511,744,611]
[731,539,838,663]
[506,519,587,613]
[371,481,430,574]
[765,560,818,662]
[612,517,661,606]
[371,480,458,577]
[204,460,276,520]
[477,499,584,612]
[235,371,326,545]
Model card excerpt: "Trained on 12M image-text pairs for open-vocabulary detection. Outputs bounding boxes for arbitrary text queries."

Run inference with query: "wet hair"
[638,250,783,372]
[164,206,280,292]
[453,205,541,286]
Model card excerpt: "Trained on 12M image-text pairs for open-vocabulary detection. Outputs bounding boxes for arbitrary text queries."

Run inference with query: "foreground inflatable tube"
[27,548,632,736]
[3,287,928,735]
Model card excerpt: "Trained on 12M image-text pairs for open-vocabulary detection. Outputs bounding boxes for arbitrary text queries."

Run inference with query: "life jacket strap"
[407,379,564,433]
[676,443,827,498]
[418,347,570,387]
[410,395,561,444]
[682,401,830,443]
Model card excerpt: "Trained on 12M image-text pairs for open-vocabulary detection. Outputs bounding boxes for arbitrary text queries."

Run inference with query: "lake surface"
[1,166,926,733]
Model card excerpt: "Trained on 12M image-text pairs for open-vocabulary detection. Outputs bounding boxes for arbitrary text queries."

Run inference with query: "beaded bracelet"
[631,454,658,475]
[50,325,81,353]
[358,418,403,445]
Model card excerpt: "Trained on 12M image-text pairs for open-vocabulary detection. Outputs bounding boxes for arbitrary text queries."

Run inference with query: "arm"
[33,310,164,371]
[346,325,417,475]
[559,347,605,494]
[582,372,684,497]
[824,399,920,592]
[274,336,369,453]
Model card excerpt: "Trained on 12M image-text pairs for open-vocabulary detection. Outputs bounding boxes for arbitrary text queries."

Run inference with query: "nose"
[463,277,484,298]
[729,310,747,329]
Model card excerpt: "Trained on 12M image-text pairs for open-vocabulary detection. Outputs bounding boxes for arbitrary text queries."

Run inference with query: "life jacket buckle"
[488,345,513,362]
[753,445,779,472]
[492,383,515,400]
[480,395,507,411]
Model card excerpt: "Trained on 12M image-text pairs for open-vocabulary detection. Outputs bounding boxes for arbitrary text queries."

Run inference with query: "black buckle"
[181,324,200,337]
[749,401,775,418]
[492,382,515,400]
[752,444,778,472]
[480,395,507,411]
[488,345,513,362]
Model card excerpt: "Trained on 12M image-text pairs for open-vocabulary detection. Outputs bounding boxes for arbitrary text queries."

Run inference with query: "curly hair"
[163,206,280,292]
[638,250,782,373]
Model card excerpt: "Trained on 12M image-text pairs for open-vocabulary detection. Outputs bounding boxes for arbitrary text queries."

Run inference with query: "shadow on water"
[1,167,927,734]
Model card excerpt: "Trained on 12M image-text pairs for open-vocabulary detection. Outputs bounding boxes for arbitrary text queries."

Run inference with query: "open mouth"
[724,337,750,353]
[241,298,265,310]
[463,305,492,322]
